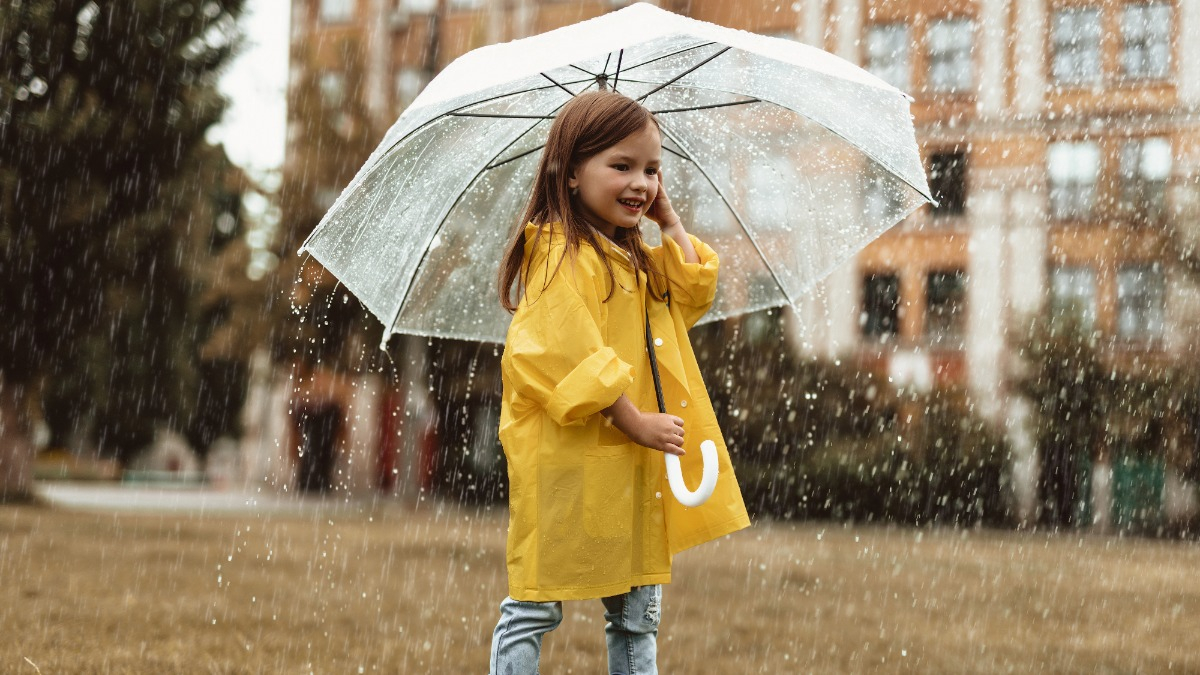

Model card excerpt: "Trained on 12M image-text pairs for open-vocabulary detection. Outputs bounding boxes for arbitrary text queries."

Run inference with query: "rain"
[2,0,1199,673]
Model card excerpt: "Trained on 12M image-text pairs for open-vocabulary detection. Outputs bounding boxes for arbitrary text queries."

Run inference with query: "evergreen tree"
[0,0,246,497]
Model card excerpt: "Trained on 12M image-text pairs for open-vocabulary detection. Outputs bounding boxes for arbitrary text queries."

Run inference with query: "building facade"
[277,0,1200,526]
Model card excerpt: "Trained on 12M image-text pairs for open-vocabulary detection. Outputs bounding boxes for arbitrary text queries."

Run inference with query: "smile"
[618,199,643,210]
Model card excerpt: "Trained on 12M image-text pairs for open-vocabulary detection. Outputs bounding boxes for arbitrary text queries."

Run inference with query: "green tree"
[0,0,246,498]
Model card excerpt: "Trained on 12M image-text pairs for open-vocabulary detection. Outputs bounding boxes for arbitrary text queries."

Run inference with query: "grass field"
[3,498,1199,674]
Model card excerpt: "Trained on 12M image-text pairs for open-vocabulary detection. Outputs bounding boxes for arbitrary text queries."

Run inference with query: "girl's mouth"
[618,198,644,212]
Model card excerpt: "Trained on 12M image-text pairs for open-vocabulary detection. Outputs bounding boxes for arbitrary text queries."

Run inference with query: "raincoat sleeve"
[503,252,635,427]
[657,233,719,329]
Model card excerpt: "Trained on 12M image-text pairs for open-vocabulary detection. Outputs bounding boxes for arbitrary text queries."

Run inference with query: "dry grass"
[3,500,1199,674]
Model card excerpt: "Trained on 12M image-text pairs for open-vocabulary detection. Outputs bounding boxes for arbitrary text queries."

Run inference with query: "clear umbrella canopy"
[299,3,933,345]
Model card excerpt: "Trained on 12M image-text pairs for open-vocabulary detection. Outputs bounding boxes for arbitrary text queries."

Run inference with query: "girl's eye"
[646,167,659,176]
[612,163,629,171]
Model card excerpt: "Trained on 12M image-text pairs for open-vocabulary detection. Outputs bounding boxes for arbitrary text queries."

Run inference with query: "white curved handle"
[665,439,718,507]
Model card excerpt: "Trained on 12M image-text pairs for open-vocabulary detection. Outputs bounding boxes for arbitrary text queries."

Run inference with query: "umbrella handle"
[665,439,718,507]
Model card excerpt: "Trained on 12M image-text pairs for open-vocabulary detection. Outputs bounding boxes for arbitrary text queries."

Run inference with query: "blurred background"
[3,0,1199,535]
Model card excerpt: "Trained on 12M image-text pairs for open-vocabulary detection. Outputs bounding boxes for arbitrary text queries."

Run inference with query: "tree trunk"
[0,378,34,502]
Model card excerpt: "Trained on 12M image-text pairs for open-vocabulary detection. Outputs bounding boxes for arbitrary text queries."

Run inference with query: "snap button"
[655,491,662,499]
[654,337,663,347]
[680,400,688,408]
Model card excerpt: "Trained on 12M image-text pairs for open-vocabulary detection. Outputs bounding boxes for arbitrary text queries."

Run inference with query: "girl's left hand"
[645,171,681,231]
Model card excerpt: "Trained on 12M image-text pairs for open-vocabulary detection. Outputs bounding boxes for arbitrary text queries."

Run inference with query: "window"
[314,186,342,210]
[928,151,967,217]
[1122,3,1172,80]
[395,68,428,109]
[319,0,354,23]
[866,23,911,91]
[861,273,900,340]
[762,31,799,42]
[319,72,346,108]
[926,269,967,343]
[1047,141,1101,220]
[1117,264,1165,338]
[746,155,799,231]
[1049,266,1097,330]
[399,0,437,12]
[210,191,241,252]
[1119,137,1171,222]
[926,18,973,94]
[863,176,906,226]
[1052,8,1102,85]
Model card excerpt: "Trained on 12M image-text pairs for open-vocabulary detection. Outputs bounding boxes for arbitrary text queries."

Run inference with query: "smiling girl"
[490,90,749,675]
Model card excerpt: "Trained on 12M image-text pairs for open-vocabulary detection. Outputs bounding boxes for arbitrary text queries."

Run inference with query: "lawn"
[3,498,1198,674]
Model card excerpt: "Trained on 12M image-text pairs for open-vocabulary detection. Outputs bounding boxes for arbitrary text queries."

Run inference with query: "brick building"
[274,0,1200,525]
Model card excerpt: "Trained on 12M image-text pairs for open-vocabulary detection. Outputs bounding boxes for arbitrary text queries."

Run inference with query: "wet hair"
[497,90,667,312]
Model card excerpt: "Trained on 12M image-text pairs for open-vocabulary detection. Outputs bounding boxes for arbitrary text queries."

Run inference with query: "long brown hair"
[497,90,667,312]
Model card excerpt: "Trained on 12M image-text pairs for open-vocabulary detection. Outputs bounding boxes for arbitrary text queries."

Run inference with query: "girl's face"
[568,122,661,240]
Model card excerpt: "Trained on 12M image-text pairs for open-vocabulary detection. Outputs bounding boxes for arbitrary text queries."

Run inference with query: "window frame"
[1047,140,1102,222]
[318,0,355,24]
[865,22,912,92]
[1050,6,1103,87]
[1116,262,1166,340]
[1118,136,1172,223]
[927,150,968,218]
[1121,2,1173,81]
[861,272,901,341]
[924,268,968,346]
[1048,265,1099,331]
[925,17,975,95]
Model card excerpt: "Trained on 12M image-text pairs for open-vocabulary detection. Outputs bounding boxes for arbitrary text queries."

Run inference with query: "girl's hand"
[603,394,686,456]
[644,169,700,264]
[629,411,686,456]
[645,170,682,232]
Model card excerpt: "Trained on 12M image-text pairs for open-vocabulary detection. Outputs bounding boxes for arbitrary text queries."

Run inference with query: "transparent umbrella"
[299,1,934,345]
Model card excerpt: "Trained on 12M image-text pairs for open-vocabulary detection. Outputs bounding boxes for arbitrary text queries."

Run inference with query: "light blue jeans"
[489,584,661,675]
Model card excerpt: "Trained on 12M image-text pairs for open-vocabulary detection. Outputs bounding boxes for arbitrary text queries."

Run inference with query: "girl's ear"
[567,170,579,191]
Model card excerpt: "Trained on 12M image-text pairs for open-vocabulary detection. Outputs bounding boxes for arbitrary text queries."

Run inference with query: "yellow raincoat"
[499,222,750,602]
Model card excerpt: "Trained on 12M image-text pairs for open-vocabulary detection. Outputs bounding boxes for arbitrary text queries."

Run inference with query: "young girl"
[491,90,749,675]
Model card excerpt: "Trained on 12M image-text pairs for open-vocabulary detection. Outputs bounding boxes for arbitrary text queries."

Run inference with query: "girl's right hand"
[631,411,686,456]
[602,394,685,456]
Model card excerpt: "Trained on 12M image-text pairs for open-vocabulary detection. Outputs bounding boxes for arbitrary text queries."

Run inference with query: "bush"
[738,394,1013,526]
[693,314,1014,527]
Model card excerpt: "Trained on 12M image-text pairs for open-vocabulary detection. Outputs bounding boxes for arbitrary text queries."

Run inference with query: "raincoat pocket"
[582,442,635,540]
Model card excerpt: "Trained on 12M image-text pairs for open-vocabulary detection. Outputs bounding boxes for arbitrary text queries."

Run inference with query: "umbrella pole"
[646,307,717,507]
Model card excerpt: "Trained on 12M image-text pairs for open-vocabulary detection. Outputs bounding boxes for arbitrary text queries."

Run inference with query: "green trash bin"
[1112,452,1166,532]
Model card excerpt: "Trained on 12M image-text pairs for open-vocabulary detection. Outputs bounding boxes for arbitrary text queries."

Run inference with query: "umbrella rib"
[612,49,624,91]
[482,79,607,170]
[655,119,798,310]
[628,78,936,199]
[389,92,594,336]
[651,98,761,115]
[336,77,597,209]
[451,112,557,119]
[637,46,731,103]
[541,72,579,98]
[619,41,717,74]
[486,144,546,170]
[660,144,694,164]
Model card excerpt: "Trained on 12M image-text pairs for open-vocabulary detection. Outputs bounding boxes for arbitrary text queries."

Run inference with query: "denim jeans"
[488,584,661,675]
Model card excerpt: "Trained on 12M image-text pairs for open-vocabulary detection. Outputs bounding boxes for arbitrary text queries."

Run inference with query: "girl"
[491,90,749,675]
